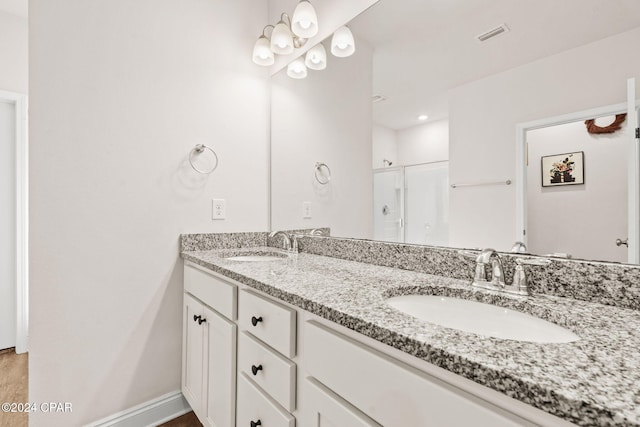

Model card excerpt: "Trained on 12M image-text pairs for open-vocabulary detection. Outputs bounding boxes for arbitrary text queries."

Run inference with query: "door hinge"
[636,127,639,139]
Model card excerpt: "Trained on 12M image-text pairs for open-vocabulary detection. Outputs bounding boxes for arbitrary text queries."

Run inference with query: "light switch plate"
[212,199,226,220]
[303,201,312,219]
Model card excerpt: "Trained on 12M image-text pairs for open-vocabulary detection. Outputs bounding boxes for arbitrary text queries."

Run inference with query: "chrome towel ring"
[315,162,331,184]
[189,144,219,174]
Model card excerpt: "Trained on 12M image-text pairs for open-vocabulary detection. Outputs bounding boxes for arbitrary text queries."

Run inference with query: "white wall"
[0,11,27,93]
[448,27,640,251]
[526,117,627,263]
[29,1,269,425]
[372,125,397,168]
[397,119,449,166]
[271,40,373,239]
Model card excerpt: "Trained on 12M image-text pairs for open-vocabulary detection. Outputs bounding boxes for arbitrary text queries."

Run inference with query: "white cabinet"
[237,372,295,427]
[304,320,538,427]
[182,265,237,427]
[303,377,380,427]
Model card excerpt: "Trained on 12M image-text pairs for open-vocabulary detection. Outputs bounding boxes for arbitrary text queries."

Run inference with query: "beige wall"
[0,11,27,93]
[29,0,269,425]
[449,27,640,251]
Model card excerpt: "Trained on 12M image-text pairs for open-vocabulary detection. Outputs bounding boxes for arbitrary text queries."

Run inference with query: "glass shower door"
[404,162,449,246]
[373,168,404,242]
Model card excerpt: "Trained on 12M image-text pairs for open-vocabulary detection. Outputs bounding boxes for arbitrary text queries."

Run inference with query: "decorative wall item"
[584,114,626,134]
[541,151,584,187]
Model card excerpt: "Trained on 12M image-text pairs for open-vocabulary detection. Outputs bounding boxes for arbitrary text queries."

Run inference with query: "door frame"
[0,90,28,354]
[515,100,636,262]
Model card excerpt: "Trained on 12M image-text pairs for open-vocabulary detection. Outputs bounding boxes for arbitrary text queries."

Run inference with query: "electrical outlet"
[303,201,312,219]
[212,199,226,220]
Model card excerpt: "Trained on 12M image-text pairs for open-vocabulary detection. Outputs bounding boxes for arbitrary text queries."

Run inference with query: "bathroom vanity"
[180,233,640,427]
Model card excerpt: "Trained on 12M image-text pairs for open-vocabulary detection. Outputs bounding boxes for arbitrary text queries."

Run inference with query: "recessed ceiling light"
[418,115,428,121]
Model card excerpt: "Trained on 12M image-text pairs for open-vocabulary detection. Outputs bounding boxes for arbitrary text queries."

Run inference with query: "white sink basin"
[386,295,579,343]
[226,255,286,262]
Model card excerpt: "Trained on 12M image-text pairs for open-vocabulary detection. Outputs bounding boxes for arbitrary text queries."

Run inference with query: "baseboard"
[85,391,192,427]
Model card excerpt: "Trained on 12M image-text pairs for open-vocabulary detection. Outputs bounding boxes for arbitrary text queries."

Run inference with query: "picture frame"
[541,151,584,187]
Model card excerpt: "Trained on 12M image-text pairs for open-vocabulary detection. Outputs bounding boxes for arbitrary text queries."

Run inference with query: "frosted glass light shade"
[291,0,318,38]
[305,43,326,70]
[331,26,355,57]
[252,36,274,66]
[287,58,307,79]
[271,21,294,55]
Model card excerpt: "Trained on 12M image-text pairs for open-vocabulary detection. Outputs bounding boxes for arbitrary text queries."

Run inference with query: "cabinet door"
[203,306,237,427]
[182,294,204,416]
[304,377,380,427]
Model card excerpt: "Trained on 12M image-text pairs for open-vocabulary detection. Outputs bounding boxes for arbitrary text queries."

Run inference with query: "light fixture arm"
[261,24,275,38]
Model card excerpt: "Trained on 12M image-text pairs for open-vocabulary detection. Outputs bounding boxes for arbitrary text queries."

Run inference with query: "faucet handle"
[508,258,551,296]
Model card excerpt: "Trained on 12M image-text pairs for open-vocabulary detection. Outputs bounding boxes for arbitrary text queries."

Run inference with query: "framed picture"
[541,151,584,187]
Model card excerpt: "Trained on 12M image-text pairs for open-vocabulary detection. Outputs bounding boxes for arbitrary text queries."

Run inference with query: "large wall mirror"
[270,0,640,264]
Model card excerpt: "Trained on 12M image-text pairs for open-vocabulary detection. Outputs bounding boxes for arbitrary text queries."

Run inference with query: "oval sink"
[386,295,579,343]
[226,255,286,262]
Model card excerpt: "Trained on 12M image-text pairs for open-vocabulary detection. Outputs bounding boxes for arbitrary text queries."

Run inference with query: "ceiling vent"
[476,24,510,42]
[372,95,387,104]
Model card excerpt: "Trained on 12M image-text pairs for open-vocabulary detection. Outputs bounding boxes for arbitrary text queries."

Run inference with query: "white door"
[627,78,640,264]
[0,100,16,351]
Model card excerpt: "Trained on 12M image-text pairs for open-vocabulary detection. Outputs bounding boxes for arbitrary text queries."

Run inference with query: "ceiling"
[349,0,640,130]
[0,0,26,18]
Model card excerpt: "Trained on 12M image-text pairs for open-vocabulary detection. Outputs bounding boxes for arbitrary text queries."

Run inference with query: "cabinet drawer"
[239,290,296,358]
[184,264,237,320]
[238,331,296,411]
[237,372,295,427]
[304,320,528,427]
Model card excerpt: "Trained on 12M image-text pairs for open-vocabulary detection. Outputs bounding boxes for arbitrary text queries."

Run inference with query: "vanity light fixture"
[271,14,296,55]
[331,26,355,57]
[418,114,428,121]
[305,43,327,70]
[253,3,319,67]
[291,0,318,38]
[252,25,275,66]
[287,57,308,79]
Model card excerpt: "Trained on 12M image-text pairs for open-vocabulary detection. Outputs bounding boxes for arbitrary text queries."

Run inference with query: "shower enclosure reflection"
[373,162,449,245]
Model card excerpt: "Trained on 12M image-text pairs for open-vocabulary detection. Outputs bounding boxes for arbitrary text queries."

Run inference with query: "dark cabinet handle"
[250,420,261,427]
[251,364,263,375]
[251,316,263,326]
[193,315,201,323]
[198,317,207,325]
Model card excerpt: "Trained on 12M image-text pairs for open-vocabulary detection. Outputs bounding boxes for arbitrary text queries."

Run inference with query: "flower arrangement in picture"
[541,152,584,187]
[549,155,575,182]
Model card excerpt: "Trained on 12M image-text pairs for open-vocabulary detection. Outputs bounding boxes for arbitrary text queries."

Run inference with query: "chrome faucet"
[472,249,550,296]
[268,230,298,253]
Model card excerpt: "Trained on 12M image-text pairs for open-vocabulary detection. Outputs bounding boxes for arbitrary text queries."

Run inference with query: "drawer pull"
[251,316,263,326]
[193,315,201,323]
[251,364,263,375]
[250,420,262,427]
[198,317,207,325]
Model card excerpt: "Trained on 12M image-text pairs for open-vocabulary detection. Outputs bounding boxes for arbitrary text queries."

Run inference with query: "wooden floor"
[0,348,28,427]
[158,410,202,427]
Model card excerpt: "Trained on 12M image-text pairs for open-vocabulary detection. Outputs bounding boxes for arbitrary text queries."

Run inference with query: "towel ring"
[315,162,331,184]
[189,144,219,174]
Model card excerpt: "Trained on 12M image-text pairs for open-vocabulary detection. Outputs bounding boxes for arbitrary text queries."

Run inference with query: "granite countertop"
[181,247,640,427]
